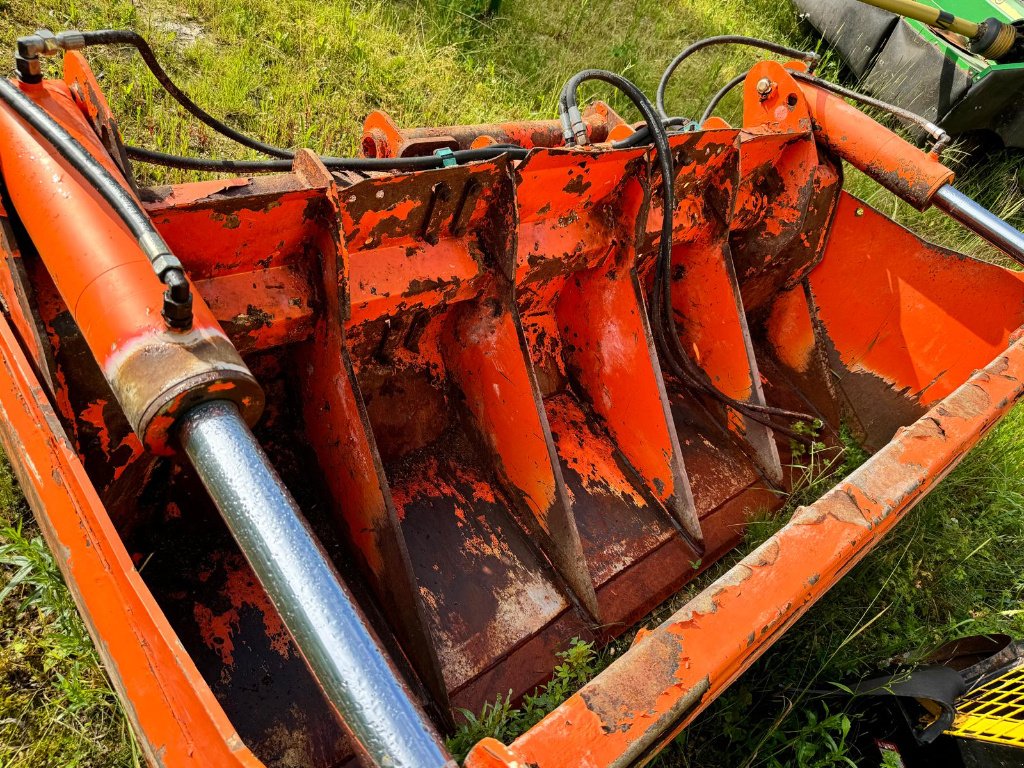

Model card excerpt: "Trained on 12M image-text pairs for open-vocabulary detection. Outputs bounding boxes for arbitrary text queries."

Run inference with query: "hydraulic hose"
[19,29,543,166]
[558,70,814,437]
[0,77,192,329]
[18,28,330,160]
[789,70,951,155]
[699,68,951,157]
[125,143,530,173]
[700,72,748,124]
[557,70,675,263]
[557,72,677,405]
[611,116,695,148]
[656,35,820,119]
[15,29,534,173]
[52,29,292,158]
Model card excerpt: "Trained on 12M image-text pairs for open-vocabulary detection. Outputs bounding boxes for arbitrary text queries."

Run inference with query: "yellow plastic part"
[949,664,1024,747]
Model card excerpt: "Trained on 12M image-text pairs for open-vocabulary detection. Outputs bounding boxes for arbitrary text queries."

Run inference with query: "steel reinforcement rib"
[465,329,1024,768]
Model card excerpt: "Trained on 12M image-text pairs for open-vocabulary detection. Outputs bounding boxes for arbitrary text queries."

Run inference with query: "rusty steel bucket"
[0,33,1021,768]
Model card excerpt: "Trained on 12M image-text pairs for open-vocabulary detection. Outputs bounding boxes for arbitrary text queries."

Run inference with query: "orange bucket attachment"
[0,45,1021,768]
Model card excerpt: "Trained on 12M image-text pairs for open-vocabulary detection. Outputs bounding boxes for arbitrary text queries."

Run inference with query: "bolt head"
[756,77,774,96]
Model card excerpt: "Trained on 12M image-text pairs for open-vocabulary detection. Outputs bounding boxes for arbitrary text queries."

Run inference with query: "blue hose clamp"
[433,147,458,167]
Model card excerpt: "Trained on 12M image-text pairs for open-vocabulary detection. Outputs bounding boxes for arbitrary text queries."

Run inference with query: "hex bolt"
[756,78,775,99]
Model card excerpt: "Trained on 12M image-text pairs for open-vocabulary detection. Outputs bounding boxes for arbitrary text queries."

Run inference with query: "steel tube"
[855,0,979,37]
[178,400,454,768]
[933,184,1024,266]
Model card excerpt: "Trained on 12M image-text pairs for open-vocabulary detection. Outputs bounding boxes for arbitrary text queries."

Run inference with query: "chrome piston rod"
[178,400,454,768]
[933,184,1024,266]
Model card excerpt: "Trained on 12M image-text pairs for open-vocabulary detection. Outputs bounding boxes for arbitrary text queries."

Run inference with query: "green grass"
[0,458,141,768]
[0,0,1023,766]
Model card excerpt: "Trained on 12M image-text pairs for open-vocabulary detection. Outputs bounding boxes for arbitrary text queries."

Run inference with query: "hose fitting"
[566,104,588,146]
[139,232,194,330]
[15,28,86,83]
[161,273,195,330]
[559,110,575,145]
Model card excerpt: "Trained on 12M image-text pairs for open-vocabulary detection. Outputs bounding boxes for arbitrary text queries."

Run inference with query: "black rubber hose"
[559,69,816,436]
[558,71,678,390]
[76,31,538,172]
[125,144,530,173]
[700,72,747,125]
[699,70,950,143]
[656,35,819,119]
[558,71,694,421]
[0,77,192,328]
[126,146,290,173]
[788,70,951,154]
[557,69,674,272]
[78,31,566,162]
[558,72,736,425]
[612,117,694,148]
[69,31,545,163]
[78,29,294,158]
[1,78,152,242]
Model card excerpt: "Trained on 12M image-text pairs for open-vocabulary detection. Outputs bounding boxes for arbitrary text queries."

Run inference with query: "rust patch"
[563,175,592,195]
[937,381,992,420]
[579,630,685,733]
[230,305,274,331]
[212,211,242,229]
[192,552,293,668]
[791,490,868,528]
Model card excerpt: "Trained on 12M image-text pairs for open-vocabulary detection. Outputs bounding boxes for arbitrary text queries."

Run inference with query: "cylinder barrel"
[0,77,262,452]
[796,73,954,210]
[178,400,455,768]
